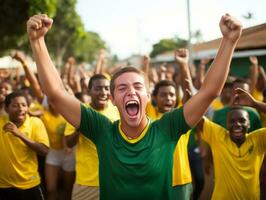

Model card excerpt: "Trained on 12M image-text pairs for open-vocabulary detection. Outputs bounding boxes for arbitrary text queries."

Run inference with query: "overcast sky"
[76,0,266,59]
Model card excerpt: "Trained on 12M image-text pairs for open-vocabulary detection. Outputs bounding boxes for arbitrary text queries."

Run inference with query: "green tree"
[36,0,105,66]
[0,0,105,66]
[150,37,187,58]
[0,0,57,54]
[68,31,105,64]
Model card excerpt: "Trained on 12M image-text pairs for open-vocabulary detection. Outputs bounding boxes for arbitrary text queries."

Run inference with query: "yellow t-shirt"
[41,109,67,150]
[29,101,44,113]
[210,98,224,111]
[252,88,263,102]
[202,118,266,200]
[65,102,120,186]
[0,115,49,189]
[146,102,192,186]
[260,112,266,127]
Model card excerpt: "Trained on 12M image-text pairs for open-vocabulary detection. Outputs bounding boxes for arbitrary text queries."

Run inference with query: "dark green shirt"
[78,104,190,200]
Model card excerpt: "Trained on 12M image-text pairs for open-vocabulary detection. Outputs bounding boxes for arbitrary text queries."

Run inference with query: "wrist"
[221,37,239,47]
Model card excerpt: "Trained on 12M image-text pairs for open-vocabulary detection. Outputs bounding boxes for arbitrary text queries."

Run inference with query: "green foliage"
[44,0,105,66]
[0,0,57,55]
[150,37,187,58]
[28,0,57,17]
[68,31,105,64]
[0,0,105,65]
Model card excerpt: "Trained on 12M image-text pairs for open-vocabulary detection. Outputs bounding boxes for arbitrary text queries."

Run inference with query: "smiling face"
[111,71,149,129]
[6,96,28,127]
[227,108,250,146]
[155,85,176,113]
[89,78,110,110]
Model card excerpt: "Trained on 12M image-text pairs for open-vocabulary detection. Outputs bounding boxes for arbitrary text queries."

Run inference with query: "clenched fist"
[219,14,242,44]
[27,14,53,41]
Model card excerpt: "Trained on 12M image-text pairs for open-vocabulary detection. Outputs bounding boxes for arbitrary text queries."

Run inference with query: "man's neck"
[232,137,246,147]
[121,117,149,139]
[90,103,108,111]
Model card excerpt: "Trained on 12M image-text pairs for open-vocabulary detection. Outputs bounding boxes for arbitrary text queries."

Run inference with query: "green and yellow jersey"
[79,104,190,200]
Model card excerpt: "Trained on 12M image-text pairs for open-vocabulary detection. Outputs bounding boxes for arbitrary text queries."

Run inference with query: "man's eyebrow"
[116,83,127,88]
[116,81,144,87]
[133,82,144,86]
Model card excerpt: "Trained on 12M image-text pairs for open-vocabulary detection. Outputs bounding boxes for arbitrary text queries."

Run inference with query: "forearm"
[250,64,258,93]
[18,134,49,156]
[95,59,103,74]
[179,63,193,92]
[200,38,236,99]
[253,100,266,113]
[22,62,44,103]
[30,38,65,100]
[183,39,237,127]
[259,67,266,88]
[67,63,75,89]
[65,131,80,147]
[197,64,205,88]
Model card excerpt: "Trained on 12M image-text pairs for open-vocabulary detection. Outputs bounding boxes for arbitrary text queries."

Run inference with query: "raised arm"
[66,57,77,90]
[258,66,266,90]
[183,14,242,127]
[233,88,266,113]
[249,56,259,94]
[95,49,106,74]
[13,51,44,103]
[195,58,210,90]
[27,14,81,128]
[174,49,194,103]
[142,55,150,77]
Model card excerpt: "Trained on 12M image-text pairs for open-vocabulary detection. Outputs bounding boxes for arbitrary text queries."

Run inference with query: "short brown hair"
[110,66,147,97]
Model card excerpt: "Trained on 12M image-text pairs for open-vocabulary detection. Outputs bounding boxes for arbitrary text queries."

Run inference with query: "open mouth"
[231,127,244,137]
[164,103,174,109]
[125,100,139,117]
[97,97,108,103]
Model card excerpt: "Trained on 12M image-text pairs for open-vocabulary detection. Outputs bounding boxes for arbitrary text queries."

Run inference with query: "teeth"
[126,100,138,106]
[233,129,242,133]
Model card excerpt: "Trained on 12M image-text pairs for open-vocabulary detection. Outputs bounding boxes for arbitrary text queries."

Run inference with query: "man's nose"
[127,87,136,96]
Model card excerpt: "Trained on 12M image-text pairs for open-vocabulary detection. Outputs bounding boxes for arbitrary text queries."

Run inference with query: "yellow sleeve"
[252,88,263,102]
[146,101,157,120]
[64,122,76,136]
[202,117,227,146]
[32,117,49,147]
[251,128,266,154]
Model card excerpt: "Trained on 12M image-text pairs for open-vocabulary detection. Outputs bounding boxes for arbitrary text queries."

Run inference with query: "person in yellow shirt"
[65,74,119,200]
[234,87,266,199]
[40,103,75,200]
[197,88,266,199]
[0,91,49,200]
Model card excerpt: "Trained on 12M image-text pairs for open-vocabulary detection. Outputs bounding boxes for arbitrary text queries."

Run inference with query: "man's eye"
[118,87,126,91]
[135,84,143,90]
